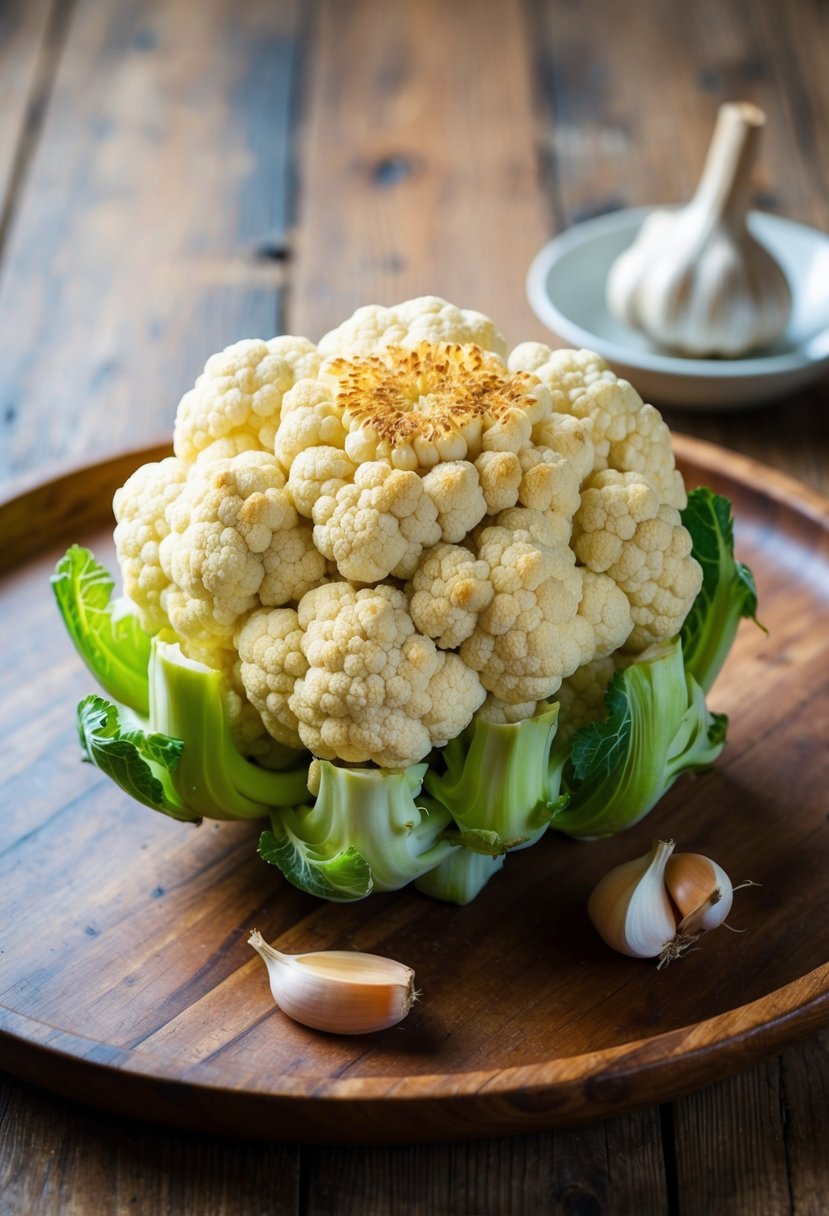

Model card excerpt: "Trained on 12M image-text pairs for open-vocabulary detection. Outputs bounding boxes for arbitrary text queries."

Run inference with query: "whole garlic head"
[606,102,792,358]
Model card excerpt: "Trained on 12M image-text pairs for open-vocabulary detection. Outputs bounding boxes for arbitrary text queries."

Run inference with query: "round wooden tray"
[1,435,827,1144]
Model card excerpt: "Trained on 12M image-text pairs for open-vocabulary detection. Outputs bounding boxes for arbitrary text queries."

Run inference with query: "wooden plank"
[289,0,552,347]
[780,1028,829,1216]
[0,0,55,217]
[303,1112,668,1215]
[532,0,829,230]
[671,1060,792,1216]
[0,1071,301,1216]
[0,0,302,482]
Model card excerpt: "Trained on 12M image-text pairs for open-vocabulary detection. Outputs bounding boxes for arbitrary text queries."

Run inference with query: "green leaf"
[77,694,194,822]
[569,673,632,783]
[258,828,374,902]
[53,546,151,714]
[680,489,762,691]
[708,711,729,748]
[554,639,727,839]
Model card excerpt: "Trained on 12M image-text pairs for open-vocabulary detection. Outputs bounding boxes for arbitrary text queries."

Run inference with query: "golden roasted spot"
[322,342,545,463]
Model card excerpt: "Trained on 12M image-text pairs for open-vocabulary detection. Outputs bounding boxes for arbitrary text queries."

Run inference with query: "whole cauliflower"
[113,296,700,768]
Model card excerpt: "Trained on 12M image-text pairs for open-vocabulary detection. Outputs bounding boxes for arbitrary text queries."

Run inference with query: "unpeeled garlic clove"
[587,839,677,959]
[248,929,416,1035]
[665,851,734,934]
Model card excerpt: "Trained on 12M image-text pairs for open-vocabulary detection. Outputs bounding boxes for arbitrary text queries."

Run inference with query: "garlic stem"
[248,929,416,1035]
[693,101,765,225]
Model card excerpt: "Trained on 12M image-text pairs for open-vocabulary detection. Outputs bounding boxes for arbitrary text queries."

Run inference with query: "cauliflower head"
[113,296,701,768]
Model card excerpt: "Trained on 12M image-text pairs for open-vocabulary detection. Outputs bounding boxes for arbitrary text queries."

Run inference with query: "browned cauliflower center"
[325,341,542,455]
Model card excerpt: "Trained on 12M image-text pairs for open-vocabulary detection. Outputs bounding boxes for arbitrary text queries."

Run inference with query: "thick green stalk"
[150,640,310,820]
[552,639,726,839]
[261,760,455,900]
[425,702,564,852]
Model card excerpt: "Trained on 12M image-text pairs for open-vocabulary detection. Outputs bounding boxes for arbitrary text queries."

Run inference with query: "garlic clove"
[665,852,734,934]
[587,839,677,959]
[248,929,416,1035]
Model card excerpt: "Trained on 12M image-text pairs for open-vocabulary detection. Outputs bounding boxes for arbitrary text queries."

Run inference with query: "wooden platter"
[1,435,828,1144]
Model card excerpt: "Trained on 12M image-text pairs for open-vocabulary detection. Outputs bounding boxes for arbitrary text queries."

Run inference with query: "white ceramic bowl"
[526,206,829,410]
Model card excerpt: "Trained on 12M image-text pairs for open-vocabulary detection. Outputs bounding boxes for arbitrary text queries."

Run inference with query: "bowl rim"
[526,206,829,381]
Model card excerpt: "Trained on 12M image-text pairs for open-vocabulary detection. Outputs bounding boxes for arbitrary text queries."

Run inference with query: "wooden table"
[1,0,827,1211]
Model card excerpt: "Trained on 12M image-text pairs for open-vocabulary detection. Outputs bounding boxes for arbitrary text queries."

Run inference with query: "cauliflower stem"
[52,297,761,906]
[60,550,310,822]
[259,760,455,901]
[425,701,567,854]
[550,637,728,840]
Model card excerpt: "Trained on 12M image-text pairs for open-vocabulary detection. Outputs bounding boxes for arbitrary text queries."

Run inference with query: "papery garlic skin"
[665,852,734,933]
[249,930,415,1035]
[587,839,677,959]
[606,102,792,358]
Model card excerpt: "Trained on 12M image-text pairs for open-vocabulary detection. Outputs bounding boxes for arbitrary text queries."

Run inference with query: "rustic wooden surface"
[1,0,827,1211]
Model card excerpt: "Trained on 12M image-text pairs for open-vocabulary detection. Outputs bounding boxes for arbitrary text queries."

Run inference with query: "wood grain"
[302,1109,669,1215]
[289,0,551,347]
[0,0,56,221]
[0,0,300,482]
[532,0,829,233]
[0,436,828,1144]
[1,0,828,1206]
[0,1072,301,1216]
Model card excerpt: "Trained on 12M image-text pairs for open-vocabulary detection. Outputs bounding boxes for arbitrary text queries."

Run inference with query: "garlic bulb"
[587,839,677,959]
[665,851,733,934]
[248,929,416,1035]
[589,842,750,966]
[606,102,791,357]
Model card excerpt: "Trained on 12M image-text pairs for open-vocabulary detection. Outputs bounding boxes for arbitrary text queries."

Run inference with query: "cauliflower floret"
[287,444,357,518]
[509,345,685,508]
[409,543,494,648]
[113,456,188,633]
[531,413,595,485]
[236,608,309,750]
[174,336,321,463]
[494,505,573,550]
[420,461,488,542]
[274,379,347,471]
[473,451,523,513]
[517,446,581,517]
[555,656,618,745]
[573,470,701,650]
[318,296,508,360]
[458,513,592,703]
[312,461,441,582]
[290,583,485,767]
[476,695,540,724]
[159,451,326,647]
[577,569,633,658]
